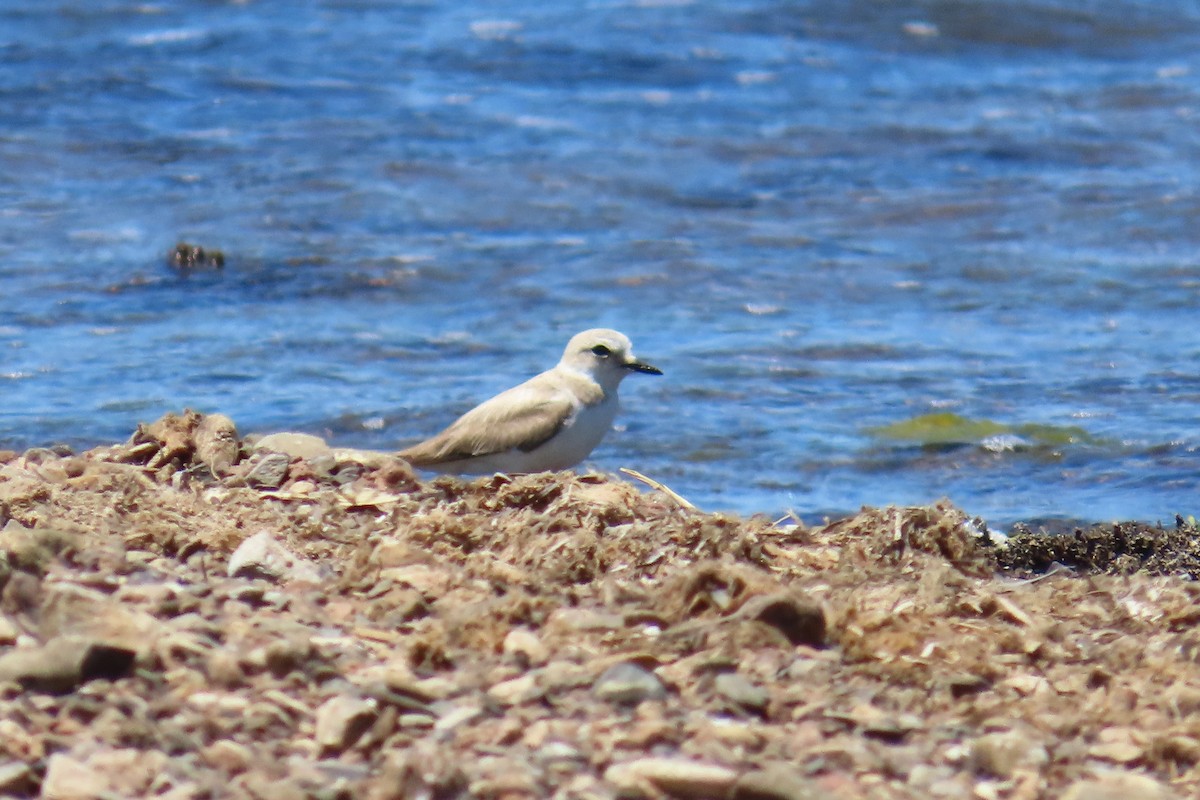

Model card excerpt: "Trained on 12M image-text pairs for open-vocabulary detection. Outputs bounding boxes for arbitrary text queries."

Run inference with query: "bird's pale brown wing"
[398,382,575,466]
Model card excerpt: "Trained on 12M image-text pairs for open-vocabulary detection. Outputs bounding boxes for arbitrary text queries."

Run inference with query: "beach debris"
[0,418,1196,797]
[593,661,666,706]
[169,241,225,270]
[227,530,321,583]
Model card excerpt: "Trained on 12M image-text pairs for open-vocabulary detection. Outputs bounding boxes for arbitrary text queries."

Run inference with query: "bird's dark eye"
[590,344,612,357]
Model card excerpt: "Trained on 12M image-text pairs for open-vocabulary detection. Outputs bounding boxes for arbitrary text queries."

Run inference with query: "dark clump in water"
[169,242,225,271]
[1000,517,1200,577]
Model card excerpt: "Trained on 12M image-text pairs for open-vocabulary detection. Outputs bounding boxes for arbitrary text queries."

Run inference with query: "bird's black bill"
[624,360,662,375]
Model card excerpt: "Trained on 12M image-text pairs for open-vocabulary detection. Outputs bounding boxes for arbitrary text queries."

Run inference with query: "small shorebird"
[398,328,662,474]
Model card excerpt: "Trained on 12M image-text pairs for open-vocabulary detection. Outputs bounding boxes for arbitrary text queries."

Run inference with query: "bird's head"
[560,328,662,388]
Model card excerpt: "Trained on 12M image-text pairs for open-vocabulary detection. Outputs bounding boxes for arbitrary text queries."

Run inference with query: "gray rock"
[714,672,770,714]
[593,661,666,705]
[253,432,331,460]
[227,530,320,583]
[243,451,290,489]
[315,694,379,754]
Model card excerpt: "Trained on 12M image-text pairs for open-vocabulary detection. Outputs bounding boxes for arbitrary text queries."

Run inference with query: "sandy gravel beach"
[0,411,1196,799]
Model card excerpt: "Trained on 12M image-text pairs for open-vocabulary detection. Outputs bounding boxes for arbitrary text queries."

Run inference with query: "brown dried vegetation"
[0,412,1194,799]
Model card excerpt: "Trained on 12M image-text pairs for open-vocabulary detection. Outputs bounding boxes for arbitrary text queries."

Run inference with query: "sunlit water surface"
[3,1,1200,528]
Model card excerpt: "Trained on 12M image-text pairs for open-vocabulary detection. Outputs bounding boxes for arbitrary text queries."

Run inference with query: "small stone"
[1060,772,1172,800]
[714,672,770,714]
[593,661,666,706]
[315,695,379,754]
[398,712,436,729]
[243,451,290,489]
[434,704,484,733]
[205,648,244,689]
[41,754,102,800]
[605,758,737,799]
[227,530,320,583]
[546,607,624,633]
[262,635,315,678]
[969,730,1048,779]
[236,774,308,800]
[61,458,87,478]
[201,739,253,775]
[42,749,166,799]
[488,673,540,706]
[537,742,585,764]
[503,627,548,666]
[253,432,332,460]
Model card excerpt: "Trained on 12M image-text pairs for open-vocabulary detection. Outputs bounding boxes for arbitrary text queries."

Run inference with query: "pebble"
[315,695,379,754]
[243,451,291,489]
[605,757,737,799]
[546,607,624,633]
[968,730,1048,779]
[309,454,363,485]
[398,712,436,729]
[41,749,167,799]
[252,432,332,460]
[433,704,484,734]
[536,741,585,764]
[61,457,86,478]
[503,627,548,665]
[204,648,244,689]
[41,754,103,800]
[1060,772,1173,800]
[714,672,770,714]
[261,635,316,678]
[593,661,666,705]
[201,739,253,774]
[487,673,540,706]
[227,530,321,583]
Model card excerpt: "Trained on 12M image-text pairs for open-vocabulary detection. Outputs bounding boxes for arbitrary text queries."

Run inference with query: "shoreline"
[0,411,1194,798]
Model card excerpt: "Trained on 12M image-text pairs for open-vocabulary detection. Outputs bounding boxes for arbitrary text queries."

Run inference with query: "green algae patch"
[867,412,1097,448]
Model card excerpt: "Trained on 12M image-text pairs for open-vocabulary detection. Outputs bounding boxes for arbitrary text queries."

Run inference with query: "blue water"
[3,1,1200,528]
